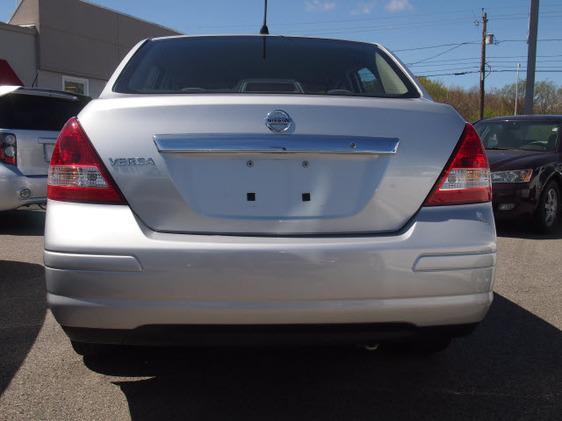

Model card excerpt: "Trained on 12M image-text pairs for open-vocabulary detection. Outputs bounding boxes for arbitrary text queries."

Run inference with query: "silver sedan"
[44,35,496,356]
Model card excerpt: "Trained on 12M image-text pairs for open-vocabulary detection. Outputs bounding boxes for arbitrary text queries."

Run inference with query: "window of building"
[62,75,89,96]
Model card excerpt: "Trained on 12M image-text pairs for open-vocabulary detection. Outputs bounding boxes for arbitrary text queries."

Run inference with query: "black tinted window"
[115,36,418,98]
[0,93,90,131]
[476,121,560,152]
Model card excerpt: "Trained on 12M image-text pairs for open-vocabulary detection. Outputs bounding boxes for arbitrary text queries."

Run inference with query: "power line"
[298,11,554,37]
[490,53,562,59]
[409,43,475,65]
[412,62,480,69]
[402,38,562,73]
[408,54,562,66]
[394,42,479,52]
[396,38,562,54]
[409,58,562,75]
[497,37,562,43]
[416,66,481,73]
[417,69,562,77]
[297,14,562,37]
[299,17,475,36]
[416,65,562,75]
[193,9,497,30]
[296,14,562,37]
[490,59,562,64]
[192,5,562,30]
[410,59,562,70]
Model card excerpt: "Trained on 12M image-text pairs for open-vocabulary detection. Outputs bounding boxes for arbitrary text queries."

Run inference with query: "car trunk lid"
[80,95,465,235]
[10,129,58,175]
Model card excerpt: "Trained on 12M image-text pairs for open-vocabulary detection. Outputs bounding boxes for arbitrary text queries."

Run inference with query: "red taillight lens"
[48,118,126,204]
[0,133,17,166]
[424,123,491,206]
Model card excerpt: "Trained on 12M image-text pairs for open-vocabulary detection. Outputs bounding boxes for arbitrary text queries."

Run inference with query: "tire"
[535,181,560,234]
[380,336,452,355]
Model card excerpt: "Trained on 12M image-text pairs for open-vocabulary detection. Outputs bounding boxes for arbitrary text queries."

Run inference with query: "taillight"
[424,123,491,206]
[0,133,17,165]
[48,118,126,204]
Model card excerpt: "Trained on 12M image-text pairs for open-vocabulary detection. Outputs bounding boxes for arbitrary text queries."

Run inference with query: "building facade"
[0,0,181,97]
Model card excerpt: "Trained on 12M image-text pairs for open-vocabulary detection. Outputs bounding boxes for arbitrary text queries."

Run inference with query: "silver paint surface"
[43,36,497,332]
[45,200,496,329]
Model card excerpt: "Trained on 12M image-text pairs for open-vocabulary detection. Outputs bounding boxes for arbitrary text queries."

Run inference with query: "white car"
[44,35,496,356]
[0,86,90,211]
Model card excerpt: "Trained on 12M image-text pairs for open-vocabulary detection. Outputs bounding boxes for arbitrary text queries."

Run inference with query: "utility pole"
[515,63,521,115]
[479,10,488,120]
[524,0,540,114]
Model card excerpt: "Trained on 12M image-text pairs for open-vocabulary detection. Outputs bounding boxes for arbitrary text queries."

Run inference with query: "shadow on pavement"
[496,220,562,240]
[0,261,46,395]
[0,208,45,236]
[85,294,561,420]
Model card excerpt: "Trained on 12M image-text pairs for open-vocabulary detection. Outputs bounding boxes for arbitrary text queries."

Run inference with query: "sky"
[1,0,561,90]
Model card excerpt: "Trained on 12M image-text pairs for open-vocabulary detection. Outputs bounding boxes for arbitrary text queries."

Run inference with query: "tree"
[416,77,562,120]
[417,77,448,101]
[496,80,526,115]
[534,81,561,114]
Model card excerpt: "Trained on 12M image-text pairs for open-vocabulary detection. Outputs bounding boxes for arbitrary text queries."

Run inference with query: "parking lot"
[0,208,560,421]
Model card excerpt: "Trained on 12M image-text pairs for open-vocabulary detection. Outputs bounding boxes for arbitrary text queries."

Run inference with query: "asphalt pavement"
[0,208,560,420]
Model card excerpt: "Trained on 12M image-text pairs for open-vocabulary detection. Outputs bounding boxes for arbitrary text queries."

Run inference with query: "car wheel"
[380,336,452,355]
[535,181,560,233]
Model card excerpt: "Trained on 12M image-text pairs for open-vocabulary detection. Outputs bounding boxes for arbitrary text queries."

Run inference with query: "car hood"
[486,149,557,171]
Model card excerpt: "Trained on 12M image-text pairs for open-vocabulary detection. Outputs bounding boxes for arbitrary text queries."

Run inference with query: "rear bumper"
[48,291,492,333]
[44,200,496,341]
[62,323,480,347]
[0,164,47,211]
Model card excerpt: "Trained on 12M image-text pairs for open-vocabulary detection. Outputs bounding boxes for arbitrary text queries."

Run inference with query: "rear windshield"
[476,120,561,152]
[0,93,90,131]
[114,36,418,98]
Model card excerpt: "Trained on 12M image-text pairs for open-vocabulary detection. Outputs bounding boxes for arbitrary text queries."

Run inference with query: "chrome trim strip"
[38,137,57,144]
[154,134,399,155]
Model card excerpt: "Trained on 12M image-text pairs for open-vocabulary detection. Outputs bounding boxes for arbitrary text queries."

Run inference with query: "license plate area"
[176,155,382,219]
[43,144,54,162]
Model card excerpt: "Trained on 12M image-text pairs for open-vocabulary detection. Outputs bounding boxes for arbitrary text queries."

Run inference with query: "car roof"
[149,34,382,49]
[479,115,562,123]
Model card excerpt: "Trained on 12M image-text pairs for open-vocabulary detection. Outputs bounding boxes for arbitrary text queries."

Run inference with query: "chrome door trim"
[153,134,399,155]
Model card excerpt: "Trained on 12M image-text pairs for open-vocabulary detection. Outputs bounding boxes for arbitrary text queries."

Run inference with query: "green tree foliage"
[417,77,562,122]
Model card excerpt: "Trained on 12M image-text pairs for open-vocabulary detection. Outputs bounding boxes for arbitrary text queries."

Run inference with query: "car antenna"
[260,0,269,34]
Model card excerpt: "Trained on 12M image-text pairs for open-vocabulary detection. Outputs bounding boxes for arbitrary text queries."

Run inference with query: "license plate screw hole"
[246,160,254,168]
[302,160,309,168]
